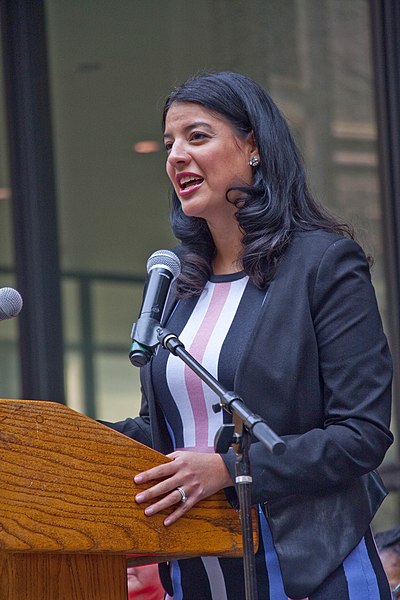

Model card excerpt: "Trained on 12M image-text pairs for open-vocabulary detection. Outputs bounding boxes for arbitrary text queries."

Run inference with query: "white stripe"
[166,284,215,448]
[201,277,249,446]
[201,556,228,600]
[166,278,248,450]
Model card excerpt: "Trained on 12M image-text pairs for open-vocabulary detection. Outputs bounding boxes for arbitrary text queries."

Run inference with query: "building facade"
[0,0,399,528]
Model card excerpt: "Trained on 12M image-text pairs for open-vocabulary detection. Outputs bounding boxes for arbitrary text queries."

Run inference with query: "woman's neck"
[211,231,243,275]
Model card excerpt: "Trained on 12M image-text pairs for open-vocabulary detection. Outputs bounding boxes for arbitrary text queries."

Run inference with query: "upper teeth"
[180,176,199,186]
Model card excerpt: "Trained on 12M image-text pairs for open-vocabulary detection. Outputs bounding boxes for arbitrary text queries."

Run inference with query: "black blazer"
[108,230,393,598]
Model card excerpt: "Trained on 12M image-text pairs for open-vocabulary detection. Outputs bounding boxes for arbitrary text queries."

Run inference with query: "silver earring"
[249,156,259,167]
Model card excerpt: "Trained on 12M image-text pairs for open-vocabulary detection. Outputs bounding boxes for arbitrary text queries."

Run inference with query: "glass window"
[0,29,19,399]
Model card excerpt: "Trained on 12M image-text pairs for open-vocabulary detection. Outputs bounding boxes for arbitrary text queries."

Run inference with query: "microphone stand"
[155,327,286,600]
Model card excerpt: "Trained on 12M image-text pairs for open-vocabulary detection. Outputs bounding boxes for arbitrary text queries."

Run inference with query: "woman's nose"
[167,142,190,167]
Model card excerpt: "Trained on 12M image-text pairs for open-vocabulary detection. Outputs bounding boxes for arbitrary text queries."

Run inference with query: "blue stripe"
[170,561,183,600]
[164,298,180,327]
[259,506,288,600]
[343,535,380,600]
[165,416,177,450]
[261,288,270,307]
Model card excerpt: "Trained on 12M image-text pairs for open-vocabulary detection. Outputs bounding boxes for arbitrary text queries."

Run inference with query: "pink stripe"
[184,282,231,449]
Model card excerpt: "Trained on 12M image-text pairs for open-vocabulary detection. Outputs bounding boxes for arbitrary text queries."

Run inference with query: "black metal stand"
[235,428,259,600]
[155,327,286,600]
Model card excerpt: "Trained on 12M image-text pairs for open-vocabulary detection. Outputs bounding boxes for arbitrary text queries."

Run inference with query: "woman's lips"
[178,181,204,196]
[176,172,204,196]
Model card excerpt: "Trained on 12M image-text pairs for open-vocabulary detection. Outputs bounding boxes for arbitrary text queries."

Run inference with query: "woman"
[109,72,393,599]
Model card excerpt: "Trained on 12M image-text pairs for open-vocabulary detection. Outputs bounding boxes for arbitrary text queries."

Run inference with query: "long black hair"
[163,71,353,297]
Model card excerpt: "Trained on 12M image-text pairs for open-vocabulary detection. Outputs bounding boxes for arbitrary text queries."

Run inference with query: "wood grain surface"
[0,553,127,600]
[0,398,254,558]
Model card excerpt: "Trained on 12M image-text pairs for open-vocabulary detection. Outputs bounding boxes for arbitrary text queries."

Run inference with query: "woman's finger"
[134,457,179,485]
[135,476,181,504]
[143,487,188,517]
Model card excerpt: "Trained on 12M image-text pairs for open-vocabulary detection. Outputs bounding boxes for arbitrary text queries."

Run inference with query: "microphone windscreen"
[146,249,181,279]
[0,287,23,321]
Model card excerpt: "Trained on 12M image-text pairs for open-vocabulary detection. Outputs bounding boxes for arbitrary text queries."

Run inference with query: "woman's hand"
[134,451,233,526]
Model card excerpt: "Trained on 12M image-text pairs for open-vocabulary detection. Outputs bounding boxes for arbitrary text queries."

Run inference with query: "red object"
[127,564,164,600]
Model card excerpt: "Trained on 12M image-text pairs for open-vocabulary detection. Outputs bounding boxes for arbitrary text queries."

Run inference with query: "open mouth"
[178,175,204,191]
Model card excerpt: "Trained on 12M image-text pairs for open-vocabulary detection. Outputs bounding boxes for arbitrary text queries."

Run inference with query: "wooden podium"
[0,398,251,599]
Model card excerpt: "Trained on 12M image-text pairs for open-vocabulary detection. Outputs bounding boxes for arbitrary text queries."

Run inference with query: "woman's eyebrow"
[163,121,214,139]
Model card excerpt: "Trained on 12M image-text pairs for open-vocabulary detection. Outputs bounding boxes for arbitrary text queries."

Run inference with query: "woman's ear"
[247,132,260,165]
[248,131,258,151]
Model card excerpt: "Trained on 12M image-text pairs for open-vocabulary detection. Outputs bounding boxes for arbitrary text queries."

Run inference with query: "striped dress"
[151,272,391,600]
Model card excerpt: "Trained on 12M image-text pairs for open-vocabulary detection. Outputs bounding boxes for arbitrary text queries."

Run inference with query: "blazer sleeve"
[222,237,393,504]
[99,385,153,447]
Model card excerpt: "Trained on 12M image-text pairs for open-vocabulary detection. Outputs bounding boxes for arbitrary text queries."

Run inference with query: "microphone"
[0,287,23,321]
[129,249,181,367]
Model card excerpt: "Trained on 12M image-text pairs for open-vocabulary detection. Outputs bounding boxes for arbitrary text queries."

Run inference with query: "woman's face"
[164,102,257,228]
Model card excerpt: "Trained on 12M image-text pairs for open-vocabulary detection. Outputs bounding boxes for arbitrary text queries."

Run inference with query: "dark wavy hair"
[163,71,353,297]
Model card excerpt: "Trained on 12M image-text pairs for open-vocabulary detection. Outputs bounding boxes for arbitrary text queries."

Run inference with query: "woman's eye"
[164,141,173,152]
[190,132,209,142]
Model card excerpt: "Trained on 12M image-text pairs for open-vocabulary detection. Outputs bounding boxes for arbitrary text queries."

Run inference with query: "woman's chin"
[180,200,206,220]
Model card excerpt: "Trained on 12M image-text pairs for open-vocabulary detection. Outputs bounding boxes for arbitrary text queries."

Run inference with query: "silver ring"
[176,486,187,503]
